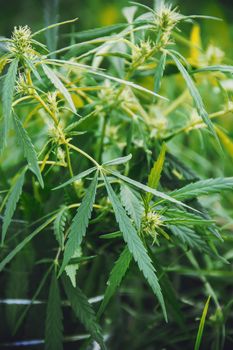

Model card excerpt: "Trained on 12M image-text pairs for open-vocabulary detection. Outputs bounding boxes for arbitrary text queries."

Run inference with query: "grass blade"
[194,296,211,350]
[145,142,166,208]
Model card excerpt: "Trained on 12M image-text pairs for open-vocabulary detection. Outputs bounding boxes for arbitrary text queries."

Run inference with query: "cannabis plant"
[0,1,233,349]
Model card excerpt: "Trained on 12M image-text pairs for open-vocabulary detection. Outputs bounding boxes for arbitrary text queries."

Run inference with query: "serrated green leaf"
[53,206,68,249]
[170,225,208,251]
[169,51,217,140]
[194,296,211,350]
[53,166,97,190]
[65,247,82,287]
[63,276,105,349]
[164,208,214,226]
[59,172,98,275]
[1,168,26,244]
[97,246,132,318]
[171,177,233,200]
[42,63,76,113]
[102,174,167,321]
[13,113,44,188]
[120,184,143,229]
[1,58,18,151]
[45,271,63,350]
[145,142,166,208]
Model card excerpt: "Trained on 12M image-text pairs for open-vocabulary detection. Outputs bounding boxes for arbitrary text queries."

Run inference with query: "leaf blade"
[42,63,76,113]
[13,114,44,188]
[145,142,166,207]
[2,169,26,244]
[97,246,132,318]
[169,52,217,140]
[45,272,63,350]
[59,172,98,275]
[63,276,105,349]
[194,296,211,350]
[1,58,19,151]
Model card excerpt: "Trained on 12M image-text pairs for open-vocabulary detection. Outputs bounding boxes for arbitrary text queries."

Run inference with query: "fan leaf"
[102,174,167,321]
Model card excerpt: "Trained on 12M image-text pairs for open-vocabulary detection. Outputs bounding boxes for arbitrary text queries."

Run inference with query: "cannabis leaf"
[171,177,233,200]
[102,173,167,320]
[1,168,26,245]
[42,63,76,113]
[169,51,217,140]
[45,272,63,350]
[63,276,105,349]
[54,206,68,249]
[120,184,143,229]
[13,113,44,188]
[59,172,98,275]
[1,58,18,151]
[97,246,132,317]
[53,166,97,190]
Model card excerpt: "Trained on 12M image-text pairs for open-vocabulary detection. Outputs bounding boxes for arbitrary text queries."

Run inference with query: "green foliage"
[97,246,132,317]
[1,168,26,244]
[169,51,218,141]
[194,296,211,350]
[1,58,18,151]
[63,276,105,349]
[103,173,167,320]
[45,271,63,350]
[0,1,233,349]
[171,177,233,200]
[145,142,166,208]
[42,63,76,112]
[59,172,98,275]
[120,184,143,229]
[13,113,44,187]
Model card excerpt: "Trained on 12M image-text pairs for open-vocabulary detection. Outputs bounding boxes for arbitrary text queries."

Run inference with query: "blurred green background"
[0,0,232,50]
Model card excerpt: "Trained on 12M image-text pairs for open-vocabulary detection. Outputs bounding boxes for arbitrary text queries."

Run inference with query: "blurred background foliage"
[0,0,232,46]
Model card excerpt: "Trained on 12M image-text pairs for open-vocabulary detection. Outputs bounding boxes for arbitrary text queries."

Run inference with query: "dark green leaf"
[97,246,132,317]
[63,276,105,349]
[59,172,98,275]
[45,271,63,350]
